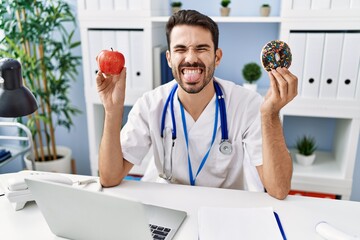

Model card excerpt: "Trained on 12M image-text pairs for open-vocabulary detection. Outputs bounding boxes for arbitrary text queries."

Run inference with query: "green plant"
[171,2,182,7]
[0,0,81,161]
[221,0,231,8]
[262,4,270,7]
[296,135,317,156]
[242,62,262,84]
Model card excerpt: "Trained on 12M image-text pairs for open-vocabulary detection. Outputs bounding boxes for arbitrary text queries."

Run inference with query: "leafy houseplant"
[171,2,182,14]
[242,62,262,91]
[260,3,271,17]
[295,135,317,166]
[242,62,262,84]
[220,0,231,16]
[296,135,317,156]
[221,0,231,8]
[171,2,182,8]
[0,0,81,164]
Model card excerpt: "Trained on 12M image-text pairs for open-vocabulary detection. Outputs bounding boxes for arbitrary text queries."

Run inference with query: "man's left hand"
[261,67,298,115]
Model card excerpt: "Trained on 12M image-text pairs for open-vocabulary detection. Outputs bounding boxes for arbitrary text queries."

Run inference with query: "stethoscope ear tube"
[161,84,178,138]
[214,81,229,140]
[169,84,178,140]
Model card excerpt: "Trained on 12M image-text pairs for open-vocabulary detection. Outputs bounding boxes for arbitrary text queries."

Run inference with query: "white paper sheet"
[198,206,283,240]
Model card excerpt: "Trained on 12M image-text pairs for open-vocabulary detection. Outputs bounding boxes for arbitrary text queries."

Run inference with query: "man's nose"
[184,49,198,63]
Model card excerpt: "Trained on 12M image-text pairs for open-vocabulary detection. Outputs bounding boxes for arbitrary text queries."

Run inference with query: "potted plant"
[242,62,262,91]
[260,4,271,17]
[171,2,182,14]
[295,135,317,166]
[220,0,231,16]
[0,0,81,173]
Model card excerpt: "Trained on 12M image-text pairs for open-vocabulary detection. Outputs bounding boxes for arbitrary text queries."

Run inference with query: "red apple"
[96,48,125,75]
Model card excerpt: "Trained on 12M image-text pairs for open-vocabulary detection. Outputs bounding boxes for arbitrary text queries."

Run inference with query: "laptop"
[25,178,187,240]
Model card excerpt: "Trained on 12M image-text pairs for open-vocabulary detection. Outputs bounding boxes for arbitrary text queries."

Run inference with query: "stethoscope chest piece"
[219,140,232,155]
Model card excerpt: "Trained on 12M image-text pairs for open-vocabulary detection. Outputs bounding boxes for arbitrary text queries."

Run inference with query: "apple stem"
[111,47,113,51]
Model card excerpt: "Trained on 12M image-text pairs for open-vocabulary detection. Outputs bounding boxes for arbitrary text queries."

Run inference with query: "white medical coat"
[121,78,264,191]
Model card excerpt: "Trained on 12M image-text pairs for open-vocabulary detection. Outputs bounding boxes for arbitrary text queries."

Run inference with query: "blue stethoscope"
[159,80,232,184]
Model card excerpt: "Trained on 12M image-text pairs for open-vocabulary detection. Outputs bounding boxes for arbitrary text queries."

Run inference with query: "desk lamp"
[0,58,38,169]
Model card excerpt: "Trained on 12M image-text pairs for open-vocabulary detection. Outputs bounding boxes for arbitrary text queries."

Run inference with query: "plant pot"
[260,6,271,17]
[172,7,181,14]
[24,146,72,173]
[220,7,231,16]
[295,153,316,166]
[243,83,258,92]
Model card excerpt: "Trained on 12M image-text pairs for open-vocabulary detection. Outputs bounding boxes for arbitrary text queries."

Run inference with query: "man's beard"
[172,61,215,94]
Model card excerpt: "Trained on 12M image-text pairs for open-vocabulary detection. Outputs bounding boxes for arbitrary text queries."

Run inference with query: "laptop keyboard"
[149,224,171,240]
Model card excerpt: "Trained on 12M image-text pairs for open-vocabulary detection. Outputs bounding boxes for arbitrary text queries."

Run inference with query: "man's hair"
[166,10,219,52]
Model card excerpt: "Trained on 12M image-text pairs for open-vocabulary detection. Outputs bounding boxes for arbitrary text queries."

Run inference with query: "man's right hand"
[96,68,127,114]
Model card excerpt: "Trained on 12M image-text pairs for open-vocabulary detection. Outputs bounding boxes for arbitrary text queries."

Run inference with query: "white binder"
[87,30,104,88]
[356,65,360,100]
[288,33,307,96]
[311,0,331,9]
[114,0,128,10]
[100,0,114,10]
[292,0,311,10]
[85,0,99,10]
[302,33,325,98]
[319,33,344,99]
[337,33,360,99]
[331,0,351,9]
[129,1,143,10]
[129,31,146,91]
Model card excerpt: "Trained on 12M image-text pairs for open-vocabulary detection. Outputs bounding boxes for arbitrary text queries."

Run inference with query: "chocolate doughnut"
[260,40,292,71]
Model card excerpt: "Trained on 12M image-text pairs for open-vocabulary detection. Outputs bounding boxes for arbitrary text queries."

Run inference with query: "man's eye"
[197,47,208,52]
[174,48,186,53]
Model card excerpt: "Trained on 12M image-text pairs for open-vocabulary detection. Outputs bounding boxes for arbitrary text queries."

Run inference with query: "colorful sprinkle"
[261,40,292,71]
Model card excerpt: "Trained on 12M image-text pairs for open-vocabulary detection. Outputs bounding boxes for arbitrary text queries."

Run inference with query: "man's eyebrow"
[172,44,211,49]
[173,44,187,49]
[196,44,211,48]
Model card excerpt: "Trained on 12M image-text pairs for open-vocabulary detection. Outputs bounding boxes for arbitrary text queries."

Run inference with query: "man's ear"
[166,50,172,68]
[215,48,223,67]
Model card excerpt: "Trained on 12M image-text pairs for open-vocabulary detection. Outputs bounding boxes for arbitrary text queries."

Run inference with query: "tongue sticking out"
[183,71,202,83]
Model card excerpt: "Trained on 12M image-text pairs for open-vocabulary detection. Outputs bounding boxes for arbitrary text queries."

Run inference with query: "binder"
[331,0,351,9]
[311,0,331,9]
[85,0,99,10]
[337,33,360,99]
[87,30,104,88]
[292,0,311,10]
[114,0,128,10]
[0,149,12,163]
[129,1,142,10]
[153,45,163,88]
[319,33,344,99]
[101,0,114,10]
[356,65,360,100]
[288,33,306,96]
[302,33,325,98]
[160,50,174,85]
[129,31,146,91]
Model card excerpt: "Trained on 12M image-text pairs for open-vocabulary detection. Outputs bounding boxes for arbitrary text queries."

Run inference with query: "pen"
[274,211,287,240]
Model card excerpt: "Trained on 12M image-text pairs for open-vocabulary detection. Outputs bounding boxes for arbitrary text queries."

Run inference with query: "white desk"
[1,172,360,240]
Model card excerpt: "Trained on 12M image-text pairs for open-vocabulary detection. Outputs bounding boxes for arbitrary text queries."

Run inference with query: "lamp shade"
[0,58,38,117]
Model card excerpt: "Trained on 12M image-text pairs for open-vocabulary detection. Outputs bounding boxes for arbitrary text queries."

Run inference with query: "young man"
[96,10,298,199]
